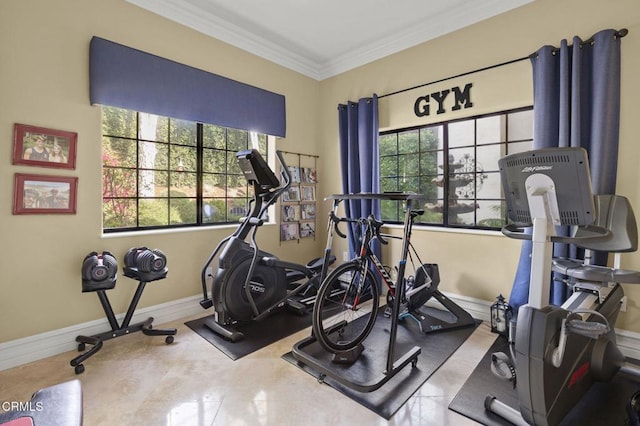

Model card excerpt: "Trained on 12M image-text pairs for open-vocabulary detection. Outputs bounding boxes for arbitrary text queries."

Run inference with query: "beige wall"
[1,0,640,346]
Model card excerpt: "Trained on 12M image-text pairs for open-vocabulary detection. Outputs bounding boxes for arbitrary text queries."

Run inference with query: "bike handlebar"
[329,212,389,245]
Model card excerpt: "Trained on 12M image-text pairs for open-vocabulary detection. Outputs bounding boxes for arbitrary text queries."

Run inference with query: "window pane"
[419,151,442,175]
[203,173,225,197]
[138,141,166,169]
[398,130,418,154]
[448,148,475,174]
[228,198,248,222]
[170,171,197,196]
[227,151,242,175]
[398,153,419,179]
[476,200,506,228]
[170,145,197,172]
[380,156,397,177]
[103,198,137,229]
[203,125,226,149]
[170,198,197,224]
[381,177,398,192]
[476,115,505,145]
[476,171,502,199]
[508,109,533,141]
[102,106,137,138]
[139,113,168,142]
[170,120,197,146]
[203,149,227,173]
[381,199,401,222]
[227,129,248,151]
[139,199,168,226]
[450,207,476,226]
[139,170,168,197]
[420,126,443,150]
[449,120,474,147]
[476,145,503,173]
[379,134,397,156]
[421,176,441,200]
[103,168,136,197]
[422,202,443,224]
[103,137,136,168]
[399,176,419,192]
[202,198,227,222]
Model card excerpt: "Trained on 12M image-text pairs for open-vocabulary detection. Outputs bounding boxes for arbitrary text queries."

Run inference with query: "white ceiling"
[126,0,533,80]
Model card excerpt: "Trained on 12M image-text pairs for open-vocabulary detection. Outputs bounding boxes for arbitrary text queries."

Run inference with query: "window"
[102,106,268,232]
[379,107,533,230]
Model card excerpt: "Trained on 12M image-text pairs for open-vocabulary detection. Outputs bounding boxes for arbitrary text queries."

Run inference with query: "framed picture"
[282,204,300,222]
[282,186,300,202]
[301,185,315,202]
[12,123,77,169]
[301,167,317,183]
[300,222,316,238]
[280,223,299,241]
[14,173,78,215]
[301,204,316,220]
[287,166,301,183]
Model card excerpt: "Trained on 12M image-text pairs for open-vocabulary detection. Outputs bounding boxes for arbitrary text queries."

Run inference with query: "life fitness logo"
[521,165,553,173]
[2,401,44,412]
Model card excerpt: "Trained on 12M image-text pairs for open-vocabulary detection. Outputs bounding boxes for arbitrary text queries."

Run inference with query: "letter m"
[451,83,473,111]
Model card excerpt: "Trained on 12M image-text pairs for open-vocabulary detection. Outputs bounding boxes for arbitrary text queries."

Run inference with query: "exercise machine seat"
[552,194,640,284]
[0,380,82,426]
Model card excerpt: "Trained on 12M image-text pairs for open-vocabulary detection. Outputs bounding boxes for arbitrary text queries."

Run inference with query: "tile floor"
[0,313,498,425]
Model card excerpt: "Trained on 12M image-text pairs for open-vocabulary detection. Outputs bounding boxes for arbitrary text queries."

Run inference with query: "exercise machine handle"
[275,150,292,188]
[329,211,349,239]
[368,215,388,245]
[502,223,610,243]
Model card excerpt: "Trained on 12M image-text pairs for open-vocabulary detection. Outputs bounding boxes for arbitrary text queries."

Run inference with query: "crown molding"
[127,0,532,80]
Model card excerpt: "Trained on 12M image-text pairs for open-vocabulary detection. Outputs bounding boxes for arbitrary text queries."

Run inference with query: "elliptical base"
[203,317,244,342]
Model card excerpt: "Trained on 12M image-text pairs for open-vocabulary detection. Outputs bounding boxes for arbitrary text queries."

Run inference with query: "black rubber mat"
[283,310,480,419]
[186,308,320,360]
[449,335,640,425]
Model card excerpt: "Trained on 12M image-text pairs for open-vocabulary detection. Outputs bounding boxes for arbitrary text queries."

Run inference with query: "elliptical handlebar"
[275,150,292,191]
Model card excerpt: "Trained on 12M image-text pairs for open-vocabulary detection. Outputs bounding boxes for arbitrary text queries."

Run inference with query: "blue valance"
[89,36,286,137]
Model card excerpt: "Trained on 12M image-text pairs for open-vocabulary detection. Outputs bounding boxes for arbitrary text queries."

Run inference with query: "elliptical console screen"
[237,149,280,190]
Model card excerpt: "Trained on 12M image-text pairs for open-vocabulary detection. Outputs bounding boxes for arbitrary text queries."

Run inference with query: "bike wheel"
[312,261,379,353]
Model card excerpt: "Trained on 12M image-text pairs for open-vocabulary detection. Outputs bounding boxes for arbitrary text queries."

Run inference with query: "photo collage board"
[280,152,318,242]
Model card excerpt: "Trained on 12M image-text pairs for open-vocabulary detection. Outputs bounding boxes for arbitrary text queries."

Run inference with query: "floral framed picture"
[14,173,78,215]
[12,123,77,169]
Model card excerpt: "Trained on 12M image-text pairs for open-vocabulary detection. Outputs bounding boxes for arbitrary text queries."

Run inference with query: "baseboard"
[2,291,640,371]
[0,295,203,372]
[429,291,640,360]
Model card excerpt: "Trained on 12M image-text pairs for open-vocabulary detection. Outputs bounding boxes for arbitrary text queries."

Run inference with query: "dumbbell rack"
[70,267,176,374]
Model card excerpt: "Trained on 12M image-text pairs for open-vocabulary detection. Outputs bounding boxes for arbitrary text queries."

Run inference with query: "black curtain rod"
[530,28,628,58]
[379,28,628,100]
[378,55,529,99]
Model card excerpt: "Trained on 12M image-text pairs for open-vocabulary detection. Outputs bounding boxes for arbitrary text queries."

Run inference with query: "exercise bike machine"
[485,147,640,425]
[199,149,335,342]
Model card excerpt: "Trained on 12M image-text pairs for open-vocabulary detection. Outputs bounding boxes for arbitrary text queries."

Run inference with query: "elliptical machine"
[485,147,640,425]
[200,149,335,342]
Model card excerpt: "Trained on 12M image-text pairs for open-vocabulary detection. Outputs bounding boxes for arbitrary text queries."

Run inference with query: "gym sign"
[413,83,473,117]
